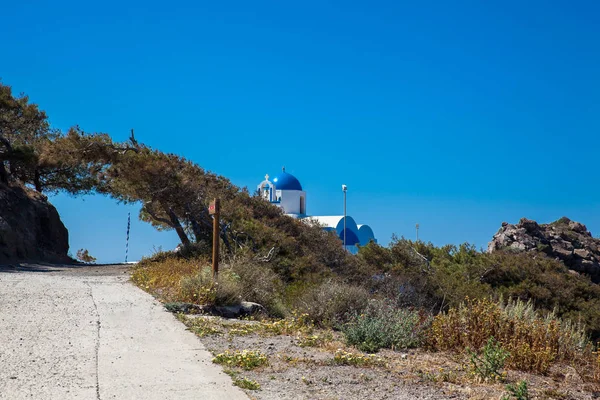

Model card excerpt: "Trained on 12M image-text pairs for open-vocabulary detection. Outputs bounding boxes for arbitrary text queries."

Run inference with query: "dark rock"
[214,301,267,318]
[519,218,540,234]
[0,183,70,264]
[488,217,600,282]
[164,301,266,318]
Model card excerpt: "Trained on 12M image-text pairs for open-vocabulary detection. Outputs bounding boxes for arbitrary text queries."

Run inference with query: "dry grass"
[428,297,594,376]
[131,257,206,301]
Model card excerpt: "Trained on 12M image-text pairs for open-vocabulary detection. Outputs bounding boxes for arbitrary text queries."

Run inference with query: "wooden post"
[209,198,220,281]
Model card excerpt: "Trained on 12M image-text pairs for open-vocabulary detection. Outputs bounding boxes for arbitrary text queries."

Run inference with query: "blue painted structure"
[258,169,376,252]
[272,171,303,191]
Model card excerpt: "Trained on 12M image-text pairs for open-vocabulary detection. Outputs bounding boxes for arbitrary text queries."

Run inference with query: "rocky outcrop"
[488,217,600,282]
[0,183,70,264]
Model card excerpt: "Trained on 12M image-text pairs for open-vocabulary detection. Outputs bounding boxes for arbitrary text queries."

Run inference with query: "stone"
[215,301,267,318]
[574,248,591,259]
[568,221,590,235]
[554,247,573,258]
[488,216,600,283]
[0,183,69,264]
[165,301,266,318]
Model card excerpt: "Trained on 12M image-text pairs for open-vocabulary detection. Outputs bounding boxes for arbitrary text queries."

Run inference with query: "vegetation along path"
[0,264,248,400]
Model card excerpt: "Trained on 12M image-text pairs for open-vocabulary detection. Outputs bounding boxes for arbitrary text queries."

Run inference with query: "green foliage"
[552,217,571,226]
[332,350,385,367]
[342,301,430,353]
[467,337,509,382]
[178,315,222,337]
[291,279,370,327]
[502,380,530,400]
[0,83,131,194]
[179,266,242,306]
[212,350,268,370]
[359,238,600,341]
[232,376,261,390]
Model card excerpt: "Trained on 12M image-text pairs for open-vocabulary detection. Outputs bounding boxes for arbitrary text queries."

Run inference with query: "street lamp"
[342,184,347,248]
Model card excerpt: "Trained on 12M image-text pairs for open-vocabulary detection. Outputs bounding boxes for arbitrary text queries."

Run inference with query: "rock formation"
[0,183,70,264]
[488,217,600,282]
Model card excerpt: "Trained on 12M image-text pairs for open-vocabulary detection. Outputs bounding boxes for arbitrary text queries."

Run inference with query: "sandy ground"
[181,316,598,400]
[0,263,248,400]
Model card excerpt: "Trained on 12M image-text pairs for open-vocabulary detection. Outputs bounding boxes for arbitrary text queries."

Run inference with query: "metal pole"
[125,212,131,263]
[416,223,419,242]
[342,185,347,248]
[211,198,220,281]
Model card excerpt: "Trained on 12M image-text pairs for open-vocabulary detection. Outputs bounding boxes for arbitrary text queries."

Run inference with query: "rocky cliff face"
[488,217,600,282]
[0,183,70,263]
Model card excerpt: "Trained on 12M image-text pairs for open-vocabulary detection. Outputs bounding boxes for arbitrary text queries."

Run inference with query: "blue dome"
[273,171,303,191]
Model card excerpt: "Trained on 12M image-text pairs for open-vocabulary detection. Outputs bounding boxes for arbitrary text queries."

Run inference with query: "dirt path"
[0,264,248,400]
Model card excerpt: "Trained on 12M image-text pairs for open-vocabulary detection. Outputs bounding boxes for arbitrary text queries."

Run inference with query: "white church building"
[258,168,376,253]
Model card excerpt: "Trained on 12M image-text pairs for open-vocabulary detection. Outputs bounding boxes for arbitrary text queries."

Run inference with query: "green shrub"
[227,254,286,316]
[292,279,370,327]
[179,266,242,306]
[342,301,431,353]
[503,380,530,400]
[468,337,509,382]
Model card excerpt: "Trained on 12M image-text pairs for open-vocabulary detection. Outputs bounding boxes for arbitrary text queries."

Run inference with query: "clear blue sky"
[2,1,599,263]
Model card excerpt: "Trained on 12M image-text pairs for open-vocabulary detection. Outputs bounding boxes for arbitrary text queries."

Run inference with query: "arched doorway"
[300,196,305,214]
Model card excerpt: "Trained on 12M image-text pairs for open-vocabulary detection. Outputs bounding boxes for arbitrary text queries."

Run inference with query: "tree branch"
[143,204,174,226]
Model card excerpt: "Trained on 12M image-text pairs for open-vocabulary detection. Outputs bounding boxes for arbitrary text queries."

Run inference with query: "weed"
[223,368,238,378]
[437,368,460,384]
[467,337,509,383]
[540,388,568,399]
[428,297,593,374]
[502,380,530,400]
[178,315,222,337]
[179,266,242,305]
[332,349,384,367]
[76,248,96,263]
[227,323,261,336]
[233,377,261,390]
[291,279,370,327]
[342,300,431,353]
[415,369,438,383]
[259,312,313,336]
[296,332,333,348]
[212,350,268,370]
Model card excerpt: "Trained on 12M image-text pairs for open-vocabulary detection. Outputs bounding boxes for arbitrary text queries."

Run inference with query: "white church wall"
[278,190,306,216]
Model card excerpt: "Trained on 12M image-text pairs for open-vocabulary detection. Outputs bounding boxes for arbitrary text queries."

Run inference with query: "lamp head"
[342,184,347,192]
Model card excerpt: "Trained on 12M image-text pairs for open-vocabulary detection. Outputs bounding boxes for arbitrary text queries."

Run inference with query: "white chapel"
[258,168,376,253]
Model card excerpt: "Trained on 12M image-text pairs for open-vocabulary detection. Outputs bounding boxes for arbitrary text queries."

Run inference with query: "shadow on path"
[0,263,132,275]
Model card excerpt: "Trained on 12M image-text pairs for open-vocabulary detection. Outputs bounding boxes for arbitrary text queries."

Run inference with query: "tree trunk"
[0,163,8,184]
[219,223,232,253]
[34,169,42,192]
[188,216,206,243]
[167,207,191,246]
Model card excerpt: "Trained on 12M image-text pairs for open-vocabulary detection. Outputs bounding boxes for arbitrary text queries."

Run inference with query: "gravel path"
[0,264,248,400]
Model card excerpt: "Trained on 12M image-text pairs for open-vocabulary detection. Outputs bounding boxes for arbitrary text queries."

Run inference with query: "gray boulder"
[488,217,600,282]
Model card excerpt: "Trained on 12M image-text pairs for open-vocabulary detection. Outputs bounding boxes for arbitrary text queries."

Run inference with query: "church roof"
[273,170,303,191]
